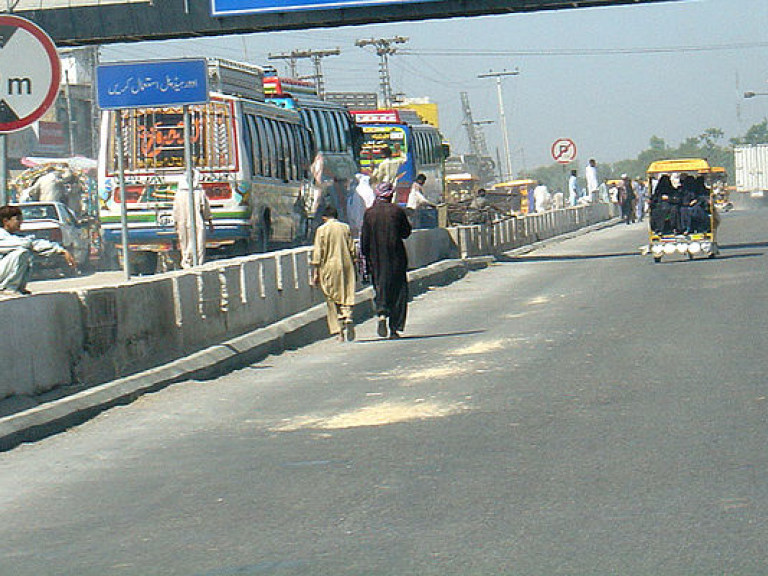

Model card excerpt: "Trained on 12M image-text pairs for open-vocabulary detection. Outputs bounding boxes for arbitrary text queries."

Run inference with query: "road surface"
[1,208,766,575]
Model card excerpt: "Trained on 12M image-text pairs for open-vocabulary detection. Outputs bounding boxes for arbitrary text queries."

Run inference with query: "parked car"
[13,202,92,272]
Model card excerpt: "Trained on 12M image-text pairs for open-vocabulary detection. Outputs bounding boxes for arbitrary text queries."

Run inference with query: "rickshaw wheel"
[653,256,662,264]
[687,252,694,260]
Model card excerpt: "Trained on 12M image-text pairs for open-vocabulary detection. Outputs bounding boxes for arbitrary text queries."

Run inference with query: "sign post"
[551,138,577,206]
[0,15,61,205]
[96,58,208,277]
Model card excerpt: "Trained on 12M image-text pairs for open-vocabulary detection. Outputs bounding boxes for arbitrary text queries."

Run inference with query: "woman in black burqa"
[649,174,681,234]
[360,181,412,339]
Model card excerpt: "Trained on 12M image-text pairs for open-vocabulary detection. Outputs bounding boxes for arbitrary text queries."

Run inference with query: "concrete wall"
[0,204,614,399]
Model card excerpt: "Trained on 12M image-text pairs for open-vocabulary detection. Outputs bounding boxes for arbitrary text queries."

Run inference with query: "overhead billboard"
[211,0,442,16]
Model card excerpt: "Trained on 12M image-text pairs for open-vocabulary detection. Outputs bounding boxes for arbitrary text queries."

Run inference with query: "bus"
[350,109,446,205]
[97,59,314,274]
[264,75,361,222]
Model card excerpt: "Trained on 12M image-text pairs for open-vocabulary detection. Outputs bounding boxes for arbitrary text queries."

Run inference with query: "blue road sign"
[211,0,442,17]
[96,59,209,110]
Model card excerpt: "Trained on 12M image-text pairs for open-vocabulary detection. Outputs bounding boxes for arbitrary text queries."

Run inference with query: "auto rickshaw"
[488,179,537,214]
[643,158,719,263]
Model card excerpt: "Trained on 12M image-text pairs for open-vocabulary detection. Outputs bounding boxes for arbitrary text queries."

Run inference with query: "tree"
[731,120,768,146]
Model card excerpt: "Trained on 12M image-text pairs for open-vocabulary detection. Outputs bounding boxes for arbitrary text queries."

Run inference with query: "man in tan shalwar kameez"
[311,205,357,342]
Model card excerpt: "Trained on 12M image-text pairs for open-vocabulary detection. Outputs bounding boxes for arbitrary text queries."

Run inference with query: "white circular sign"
[0,16,61,133]
[551,138,577,165]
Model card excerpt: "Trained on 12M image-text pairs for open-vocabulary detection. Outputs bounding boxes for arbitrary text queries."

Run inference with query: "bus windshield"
[359,125,407,171]
[107,101,236,173]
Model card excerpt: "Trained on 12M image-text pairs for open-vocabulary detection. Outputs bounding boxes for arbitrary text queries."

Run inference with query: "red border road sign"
[0,16,61,133]
[551,138,577,164]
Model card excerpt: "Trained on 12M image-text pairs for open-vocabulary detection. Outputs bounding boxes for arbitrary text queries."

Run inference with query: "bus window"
[242,114,254,176]
[305,109,324,152]
[276,120,295,181]
[258,116,275,178]
[245,115,262,176]
[338,112,354,152]
[325,110,342,153]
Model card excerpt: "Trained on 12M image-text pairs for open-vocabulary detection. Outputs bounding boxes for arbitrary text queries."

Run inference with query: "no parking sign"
[551,138,577,165]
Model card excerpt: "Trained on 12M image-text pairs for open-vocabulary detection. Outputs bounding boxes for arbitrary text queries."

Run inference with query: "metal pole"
[183,105,199,267]
[115,111,131,279]
[478,69,519,181]
[495,76,513,180]
[0,135,6,205]
[65,70,76,156]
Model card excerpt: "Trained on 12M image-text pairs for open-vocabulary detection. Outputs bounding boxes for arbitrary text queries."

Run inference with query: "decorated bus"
[264,74,361,222]
[350,108,446,205]
[97,59,314,273]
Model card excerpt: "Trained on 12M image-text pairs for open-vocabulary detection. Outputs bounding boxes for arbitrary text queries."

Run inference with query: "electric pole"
[268,48,340,98]
[478,68,519,180]
[355,36,408,107]
[268,51,299,78]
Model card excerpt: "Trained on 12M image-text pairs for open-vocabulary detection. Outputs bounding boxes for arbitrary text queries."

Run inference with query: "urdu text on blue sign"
[96,59,209,110]
[211,0,442,17]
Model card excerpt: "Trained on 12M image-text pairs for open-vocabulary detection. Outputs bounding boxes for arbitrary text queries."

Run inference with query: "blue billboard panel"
[97,59,209,110]
[211,0,442,17]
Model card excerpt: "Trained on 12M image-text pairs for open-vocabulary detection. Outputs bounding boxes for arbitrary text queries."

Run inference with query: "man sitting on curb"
[0,205,76,296]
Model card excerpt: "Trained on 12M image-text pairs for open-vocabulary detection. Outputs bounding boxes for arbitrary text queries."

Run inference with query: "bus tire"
[131,251,158,276]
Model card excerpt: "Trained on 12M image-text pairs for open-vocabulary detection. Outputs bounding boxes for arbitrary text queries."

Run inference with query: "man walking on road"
[311,205,357,342]
[361,182,412,339]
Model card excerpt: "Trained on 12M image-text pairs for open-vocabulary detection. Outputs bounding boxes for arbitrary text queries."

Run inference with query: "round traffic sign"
[551,138,577,164]
[0,16,60,133]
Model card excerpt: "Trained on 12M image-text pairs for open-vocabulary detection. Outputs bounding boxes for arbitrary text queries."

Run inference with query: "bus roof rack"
[207,58,265,101]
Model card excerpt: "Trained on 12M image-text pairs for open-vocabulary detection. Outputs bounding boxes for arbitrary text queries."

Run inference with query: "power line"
[401,40,768,58]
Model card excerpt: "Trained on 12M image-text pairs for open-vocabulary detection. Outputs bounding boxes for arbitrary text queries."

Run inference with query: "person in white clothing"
[0,205,75,295]
[585,159,599,201]
[405,174,437,228]
[533,184,552,213]
[568,169,579,207]
[173,172,213,269]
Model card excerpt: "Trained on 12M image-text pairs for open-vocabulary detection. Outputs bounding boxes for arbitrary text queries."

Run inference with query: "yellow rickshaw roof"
[647,158,712,175]
[710,166,727,174]
[492,179,537,189]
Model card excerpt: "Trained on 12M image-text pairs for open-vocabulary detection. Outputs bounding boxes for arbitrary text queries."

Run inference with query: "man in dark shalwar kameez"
[361,182,412,339]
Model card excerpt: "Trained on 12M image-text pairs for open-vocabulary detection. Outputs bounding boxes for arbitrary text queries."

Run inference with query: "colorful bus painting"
[350,109,446,206]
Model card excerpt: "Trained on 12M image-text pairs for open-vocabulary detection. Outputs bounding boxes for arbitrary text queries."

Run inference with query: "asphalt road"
[1,207,767,575]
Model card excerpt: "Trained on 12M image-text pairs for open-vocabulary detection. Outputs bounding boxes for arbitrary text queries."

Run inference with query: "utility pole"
[267,51,299,78]
[478,69,519,180]
[355,36,408,107]
[268,48,340,98]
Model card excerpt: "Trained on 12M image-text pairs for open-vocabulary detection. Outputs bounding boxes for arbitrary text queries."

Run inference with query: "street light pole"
[478,69,519,181]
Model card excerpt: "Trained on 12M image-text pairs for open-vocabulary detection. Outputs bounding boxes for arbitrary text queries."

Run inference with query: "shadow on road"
[498,252,638,263]
[355,329,486,344]
[719,241,768,251]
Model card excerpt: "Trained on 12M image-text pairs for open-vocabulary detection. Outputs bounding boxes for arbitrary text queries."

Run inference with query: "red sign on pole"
[0,16,61,133]
[551,138,577,164]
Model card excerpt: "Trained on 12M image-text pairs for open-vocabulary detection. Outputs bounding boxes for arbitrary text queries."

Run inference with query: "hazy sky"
[103,0,768,173]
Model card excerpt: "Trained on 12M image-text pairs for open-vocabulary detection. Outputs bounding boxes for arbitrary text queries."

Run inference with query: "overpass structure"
[5,0,682,47]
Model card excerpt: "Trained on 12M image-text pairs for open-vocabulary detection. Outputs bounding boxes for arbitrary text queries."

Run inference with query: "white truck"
[734,144,768,197]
